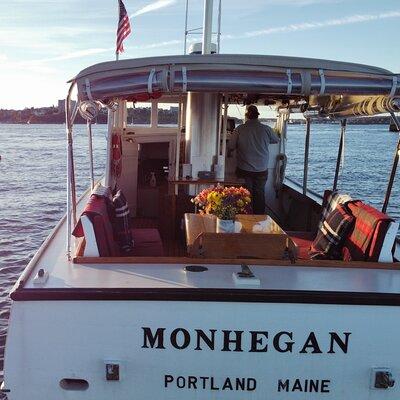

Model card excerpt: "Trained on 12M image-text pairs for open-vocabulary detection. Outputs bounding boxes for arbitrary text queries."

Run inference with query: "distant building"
[58,99,76,113]
[32,109,47,116]
[58,99,65,113]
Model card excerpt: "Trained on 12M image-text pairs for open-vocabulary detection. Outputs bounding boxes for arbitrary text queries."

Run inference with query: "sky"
[0,0,399,109]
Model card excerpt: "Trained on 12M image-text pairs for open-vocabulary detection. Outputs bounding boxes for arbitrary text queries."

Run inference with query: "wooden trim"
[73,255,399,270]
[75,237,86,257]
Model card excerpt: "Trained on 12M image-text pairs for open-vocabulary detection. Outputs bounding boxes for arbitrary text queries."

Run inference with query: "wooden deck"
[132,217,186,257]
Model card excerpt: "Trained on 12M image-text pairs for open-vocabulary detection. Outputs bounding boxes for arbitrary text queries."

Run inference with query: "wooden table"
[184,213,297,259]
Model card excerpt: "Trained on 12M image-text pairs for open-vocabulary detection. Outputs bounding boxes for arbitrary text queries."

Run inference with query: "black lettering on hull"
[142,327,351,354]
[164,375,257,391]
[277,378,331,393]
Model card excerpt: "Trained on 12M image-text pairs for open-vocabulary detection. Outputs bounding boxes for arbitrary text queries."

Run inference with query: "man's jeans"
[237,168,268,214]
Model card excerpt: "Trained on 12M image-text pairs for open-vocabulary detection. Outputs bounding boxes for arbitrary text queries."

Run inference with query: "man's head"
[245,105,259,120]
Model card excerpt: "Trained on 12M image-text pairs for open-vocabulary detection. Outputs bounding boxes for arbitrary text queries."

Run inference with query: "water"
[0,124,107,374]
[286,123,399,218]
[0,123,398,374]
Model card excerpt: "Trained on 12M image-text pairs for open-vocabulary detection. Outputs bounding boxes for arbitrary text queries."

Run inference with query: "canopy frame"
[73,55,400,112]
[302,117,311,195]
[87,121,95,190]
[65,81,78,260]
[333,119,347,191]
[382,112,400,213]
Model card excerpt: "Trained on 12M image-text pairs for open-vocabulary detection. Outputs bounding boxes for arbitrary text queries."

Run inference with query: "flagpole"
[116,0,119,61]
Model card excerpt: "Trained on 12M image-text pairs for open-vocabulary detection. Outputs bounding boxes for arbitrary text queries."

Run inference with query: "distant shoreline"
[1,106,396,126]
[0,121,103,125]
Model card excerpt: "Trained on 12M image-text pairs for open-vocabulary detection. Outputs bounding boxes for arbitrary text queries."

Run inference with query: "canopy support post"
[277,109,289,154]
[65,82,77,260]
[104,108,115,188]
[333,119,346,191]
[174,97,184,195]
[303,117,311,195]
[382,112,400,213]
[87,121,95,190]
[219,94,229,179]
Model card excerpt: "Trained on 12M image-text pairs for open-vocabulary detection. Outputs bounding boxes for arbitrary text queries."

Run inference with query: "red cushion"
[73,195,119,257]
[343,201,392,261]
[368,220,392,261]
[287,231,314,260]
[131,228,164,257]
[92,215,114,257]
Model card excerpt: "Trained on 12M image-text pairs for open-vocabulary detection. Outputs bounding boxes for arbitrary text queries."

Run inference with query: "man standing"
[228,105,279,214]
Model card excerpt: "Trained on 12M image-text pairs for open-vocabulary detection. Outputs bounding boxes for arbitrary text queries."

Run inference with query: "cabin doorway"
[136,142,170,218]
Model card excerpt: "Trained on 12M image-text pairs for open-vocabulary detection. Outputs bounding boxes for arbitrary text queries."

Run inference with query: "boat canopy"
[72,54,400,116]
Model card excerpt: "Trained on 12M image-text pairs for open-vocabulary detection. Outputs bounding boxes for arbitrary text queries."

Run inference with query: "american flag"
[116,0,131,54]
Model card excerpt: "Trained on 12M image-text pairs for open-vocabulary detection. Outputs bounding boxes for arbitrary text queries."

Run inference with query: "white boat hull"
[4,299,400,399]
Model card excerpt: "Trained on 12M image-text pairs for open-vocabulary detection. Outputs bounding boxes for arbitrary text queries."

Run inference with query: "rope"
[78,101,102,121]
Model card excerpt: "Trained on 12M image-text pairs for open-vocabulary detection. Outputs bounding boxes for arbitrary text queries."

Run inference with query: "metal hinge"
[283,246,296,264]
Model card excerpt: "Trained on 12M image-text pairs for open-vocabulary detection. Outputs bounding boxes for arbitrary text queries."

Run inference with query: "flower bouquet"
[192,185,251,232]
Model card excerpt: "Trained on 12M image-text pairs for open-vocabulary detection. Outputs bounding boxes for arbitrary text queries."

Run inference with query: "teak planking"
[75,237,86,257]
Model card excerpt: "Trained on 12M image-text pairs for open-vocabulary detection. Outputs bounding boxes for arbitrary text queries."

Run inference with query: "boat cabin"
[64,54,400,267]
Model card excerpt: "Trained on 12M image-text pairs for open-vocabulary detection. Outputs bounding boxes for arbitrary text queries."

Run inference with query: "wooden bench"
[288,194,399,263]
[73,194,164,258]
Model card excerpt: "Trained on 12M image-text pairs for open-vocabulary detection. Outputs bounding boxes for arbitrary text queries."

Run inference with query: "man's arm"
[266,126,280,144]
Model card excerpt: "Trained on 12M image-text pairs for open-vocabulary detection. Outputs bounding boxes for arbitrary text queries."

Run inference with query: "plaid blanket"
[112,190,134,254]
[310,204,355,259]
[318,191,352,230]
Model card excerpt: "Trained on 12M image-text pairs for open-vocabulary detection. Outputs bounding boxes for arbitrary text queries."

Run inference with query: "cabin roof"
[72,54,400,117]
[73,54,393,80]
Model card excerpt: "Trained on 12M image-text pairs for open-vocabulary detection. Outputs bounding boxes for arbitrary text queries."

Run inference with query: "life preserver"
[111,133,122,178]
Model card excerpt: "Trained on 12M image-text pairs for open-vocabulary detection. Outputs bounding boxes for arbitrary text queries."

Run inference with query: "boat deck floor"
[14,191,400,297]
[132,217,187,257]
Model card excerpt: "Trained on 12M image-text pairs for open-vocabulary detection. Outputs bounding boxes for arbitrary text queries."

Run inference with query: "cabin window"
[127,101,152,126]
[157,103,179,127]
[229,104,245,124]
[227,104,275,126]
